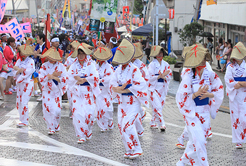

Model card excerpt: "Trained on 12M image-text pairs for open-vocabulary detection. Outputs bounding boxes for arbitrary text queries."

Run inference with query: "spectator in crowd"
[207,37,213,55]
[107,37,118,64]
[215,38,224,70]
[220,42,233,72]
[1,33,7,49]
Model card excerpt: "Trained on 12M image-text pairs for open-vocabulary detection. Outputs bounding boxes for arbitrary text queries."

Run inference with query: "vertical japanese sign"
[0,0,7,23]
[5,18,24,40]
[123,6,129,20]
[20,22,32,33]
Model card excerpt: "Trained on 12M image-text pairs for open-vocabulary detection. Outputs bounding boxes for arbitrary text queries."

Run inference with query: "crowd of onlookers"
[215,38,233,72]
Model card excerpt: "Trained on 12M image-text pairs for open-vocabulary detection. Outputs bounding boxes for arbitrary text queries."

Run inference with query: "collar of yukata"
[195,65,206,77]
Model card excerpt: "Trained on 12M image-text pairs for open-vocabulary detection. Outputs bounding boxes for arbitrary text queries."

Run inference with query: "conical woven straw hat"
[67,40,80,50]
[18,44,34,56]
[182,43,209,58]
[42,47,62,61]
[150,45,168,57]
[184,44,212,68]
[230,42,246,61]
[93,47,113,61]
[71,43,93,58]
[133,42,143,59]
[112,39,135,65]
[26,37,35,45]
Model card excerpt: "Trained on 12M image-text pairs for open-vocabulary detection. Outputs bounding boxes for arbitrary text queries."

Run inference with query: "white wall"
[170,0,197,51]
[200,1,246,26]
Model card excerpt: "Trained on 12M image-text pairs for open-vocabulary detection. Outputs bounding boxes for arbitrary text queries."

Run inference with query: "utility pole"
[35,0,40,30]
[193,0,201,22]
[130,0,134,42]
[11,0,16,16]
[155,0,158,45]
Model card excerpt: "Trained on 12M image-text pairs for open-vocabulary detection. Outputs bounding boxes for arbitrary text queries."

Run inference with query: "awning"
[132,23,171,36]
[6,0,29,10]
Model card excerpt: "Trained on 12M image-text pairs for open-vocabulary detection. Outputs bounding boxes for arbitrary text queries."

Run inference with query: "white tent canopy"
[117,25,138,32]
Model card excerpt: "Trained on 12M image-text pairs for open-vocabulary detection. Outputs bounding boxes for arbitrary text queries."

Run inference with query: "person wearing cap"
[176,44,224,166]
[41,35,63,64]
[107,37,118,64]
[39,47,68,135]
[110,39,149,159]
[176,44,214,149]
[93,47,114,132]
[147,46,172,131]
[67,43,100,143]
[13,45,35,127]
[224,42,246,149]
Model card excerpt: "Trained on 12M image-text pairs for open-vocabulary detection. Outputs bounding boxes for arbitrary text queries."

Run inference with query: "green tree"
[133,0,143,16]
[178,22,204,46]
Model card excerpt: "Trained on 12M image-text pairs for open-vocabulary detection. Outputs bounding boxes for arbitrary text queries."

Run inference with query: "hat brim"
[112,39,136,65]
[184,51,212,68]
[150,47,168,57]
[92,47,113,61]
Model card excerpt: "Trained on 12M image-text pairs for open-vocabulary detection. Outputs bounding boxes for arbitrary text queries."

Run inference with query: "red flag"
[45,14,51,49]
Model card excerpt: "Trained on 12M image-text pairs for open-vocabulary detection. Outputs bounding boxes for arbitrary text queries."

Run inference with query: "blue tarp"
[132,23,172,36]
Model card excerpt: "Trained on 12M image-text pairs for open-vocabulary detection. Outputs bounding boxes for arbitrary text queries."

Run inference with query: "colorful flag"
[67,0,71,18]
[207,0,217,5]
[5,18,24,40]
[62,0,67,18]
[0,0,7,23]
[45,14,51,49]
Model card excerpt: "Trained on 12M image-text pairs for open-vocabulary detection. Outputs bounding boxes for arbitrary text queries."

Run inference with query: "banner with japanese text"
[5,18,24,40]
[0,22,31,33]
[0,0,7,23]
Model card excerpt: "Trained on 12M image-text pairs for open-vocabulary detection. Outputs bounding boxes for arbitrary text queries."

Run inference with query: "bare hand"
[47,74,53,80]
[76,78,86,85]
[199,92,213,100]
[196,85,209,97]
[234,83,242,89]
[112,86,122,93]
[74,76,80,80]
[18,68,25,73]
[66,65,71,71]
[13,66,19,71]
[52,71,62,77]
[162,70,170,77]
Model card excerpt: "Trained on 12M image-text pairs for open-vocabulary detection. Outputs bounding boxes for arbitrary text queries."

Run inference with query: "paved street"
[0,85,244,166]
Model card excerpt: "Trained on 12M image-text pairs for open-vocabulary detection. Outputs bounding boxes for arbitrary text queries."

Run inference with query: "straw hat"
[183,44,212,68]
[133,42,143,59]
[26,37,35,45]
[182,43,209,58]
[93,47,113,61]
[230,42,246,61]
[112,39,135,65]
[70,43,93,58]
[18,44,34,56]
[42,47,62,61]
[67,40,80,50]
[150,45,168,57]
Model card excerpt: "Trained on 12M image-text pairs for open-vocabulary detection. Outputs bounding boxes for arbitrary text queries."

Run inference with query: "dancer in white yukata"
[39,47,68,135]
[67,43,100,143]
[13,45,35,127]
[225,42,246,149]
[64,41,80,118]
[93,47,114,132]
[132,42,149,122]
[176,44,224,166]
[176,44,214,149]
[110,39,149,159]
[148,45,172,131]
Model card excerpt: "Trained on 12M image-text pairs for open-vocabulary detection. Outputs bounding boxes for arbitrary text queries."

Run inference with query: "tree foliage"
[133,0,143,17]
[178,22,204,46]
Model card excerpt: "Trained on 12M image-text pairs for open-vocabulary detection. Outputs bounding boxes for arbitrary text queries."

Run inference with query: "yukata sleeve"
[67,63,77,92]
[57,64,68,96]
[163,63,172,96]
[209,72,224,119]
[128,67,149,107]
[101,64,114,90]
[16,59,35,84]
[64,59,69,67]
[176,71,196,119]
[147,62,158,91]
[86,63,101,96]
[109,68,120,99]
[224,65,237,102]
[39,64,49,90]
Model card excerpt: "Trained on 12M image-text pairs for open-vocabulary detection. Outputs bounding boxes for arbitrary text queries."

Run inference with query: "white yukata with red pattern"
[148,59,172,127]
[225,60,246,144]
[96,61,114,131]
[39,61,68,132]
[64,57,77,113]
[176,68,223,166]
[14,57,35,125]
[110,62,149,156]
[67,58,101,140]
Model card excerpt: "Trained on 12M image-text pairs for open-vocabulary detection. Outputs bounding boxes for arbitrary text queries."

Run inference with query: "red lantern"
[141,18,144,24]
[169,9,175,19]
[26,18,29,22]
[22,17,25,22]
[132,17,135,24]
[30,18,32,23]
[136,17,140,24]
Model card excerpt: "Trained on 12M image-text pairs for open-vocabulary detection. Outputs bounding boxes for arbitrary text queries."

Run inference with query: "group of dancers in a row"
[12,35,246,165]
